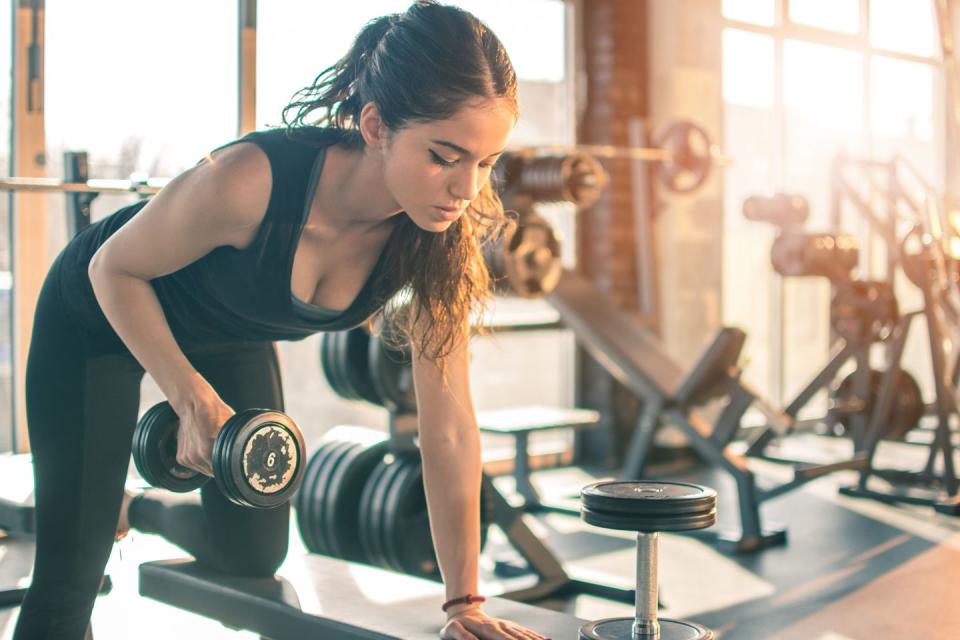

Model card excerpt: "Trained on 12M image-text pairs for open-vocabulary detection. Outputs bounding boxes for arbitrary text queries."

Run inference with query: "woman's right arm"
[87,142,271,475]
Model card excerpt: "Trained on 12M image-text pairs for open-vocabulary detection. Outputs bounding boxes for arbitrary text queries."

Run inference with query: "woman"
[16,3,547,639]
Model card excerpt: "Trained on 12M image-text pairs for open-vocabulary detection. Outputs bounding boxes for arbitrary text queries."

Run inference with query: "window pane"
[789,0,860,34]
[723,28,775,108]
[0,0,11,447]
[722,29,777,398]
[46,0,238,177]
[258,0,569,146]
[870,0,936,57]
[452,0,566,82]
[871,57,935,146]
[783,40,865,405]
[722,0,776,26]
[784,40,864,137]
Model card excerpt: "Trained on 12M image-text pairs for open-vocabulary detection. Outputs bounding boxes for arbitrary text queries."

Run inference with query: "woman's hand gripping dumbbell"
[133,400,306,509]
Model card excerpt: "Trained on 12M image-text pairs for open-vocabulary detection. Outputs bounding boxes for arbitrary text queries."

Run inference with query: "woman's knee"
[215,534,289,577]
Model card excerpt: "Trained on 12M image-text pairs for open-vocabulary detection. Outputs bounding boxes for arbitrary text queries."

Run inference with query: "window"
[870,0,937,57]
[789,0,860,34]
[722,0,942,406]
[723,0,776,26]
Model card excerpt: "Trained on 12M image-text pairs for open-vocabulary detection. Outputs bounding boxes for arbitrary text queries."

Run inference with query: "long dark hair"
[282,1,518,363]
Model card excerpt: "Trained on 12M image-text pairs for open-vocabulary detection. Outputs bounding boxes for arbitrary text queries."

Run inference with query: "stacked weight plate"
[358,453,493,577]
[296,432,493,577]
[319,328,417,412]
[295,427,389,561]
[580,481,717,532]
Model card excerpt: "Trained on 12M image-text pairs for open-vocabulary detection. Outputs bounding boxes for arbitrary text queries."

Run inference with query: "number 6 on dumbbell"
[133,402,306,509]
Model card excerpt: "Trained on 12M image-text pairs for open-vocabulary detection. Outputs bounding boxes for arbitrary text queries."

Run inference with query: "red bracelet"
[442,594,486,612]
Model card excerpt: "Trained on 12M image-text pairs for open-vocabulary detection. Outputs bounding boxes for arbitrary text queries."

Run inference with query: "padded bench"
[477,405,600,508]
[139,554,586,639]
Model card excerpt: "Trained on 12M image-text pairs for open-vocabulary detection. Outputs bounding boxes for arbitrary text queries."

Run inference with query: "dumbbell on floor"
[579,481,717,640]
[133,402,306,509]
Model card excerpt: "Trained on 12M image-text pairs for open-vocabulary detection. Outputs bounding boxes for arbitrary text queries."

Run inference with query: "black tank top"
[56,127,402,352]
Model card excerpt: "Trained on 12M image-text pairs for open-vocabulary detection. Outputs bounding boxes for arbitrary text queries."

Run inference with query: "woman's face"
[379,99,516,232]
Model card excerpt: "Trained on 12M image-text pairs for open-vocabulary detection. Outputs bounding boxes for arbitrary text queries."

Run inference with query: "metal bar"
[513,142,733,167]
[0,176,165,195]
[634,532,659,639]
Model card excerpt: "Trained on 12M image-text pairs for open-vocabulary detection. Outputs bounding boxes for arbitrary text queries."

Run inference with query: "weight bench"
[139,553,585,640]
[547,272,868,552]
[477,405,600,509]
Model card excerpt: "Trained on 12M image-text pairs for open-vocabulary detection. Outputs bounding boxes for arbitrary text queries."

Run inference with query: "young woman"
[15,3,548,639]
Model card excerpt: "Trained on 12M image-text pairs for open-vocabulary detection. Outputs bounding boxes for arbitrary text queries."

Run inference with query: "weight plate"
[581,481,717,516]
[831,368,924,441]
[580,617,715,640]
[581,505,717,533]
[314,441,362,556]
[371,456,410,570]
[308,440,357,555]
[295,441,342,553]
[358,457,395,569]
[133,402,205,493]
[383,458,421,572]
[357,457,389,566]
[653,120,712,194]
[320,331,346,397]
[326,437,390,561]
[501,212,563,298]
[368,332,417,413]
[213,409,305,509]
[345,328,381,405]
[333,330,359,401]
[384,460,495,579]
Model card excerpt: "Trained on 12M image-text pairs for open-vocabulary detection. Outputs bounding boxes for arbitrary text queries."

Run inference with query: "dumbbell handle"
[635,532,660,639]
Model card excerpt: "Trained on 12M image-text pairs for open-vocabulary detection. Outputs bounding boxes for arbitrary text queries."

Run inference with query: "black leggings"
[14,263,290,639]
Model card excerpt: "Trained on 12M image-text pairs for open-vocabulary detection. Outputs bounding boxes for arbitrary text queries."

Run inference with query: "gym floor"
[0,433,956,640]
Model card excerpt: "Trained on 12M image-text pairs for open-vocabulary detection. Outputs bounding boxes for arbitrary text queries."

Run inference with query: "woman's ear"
[359,102,388,148]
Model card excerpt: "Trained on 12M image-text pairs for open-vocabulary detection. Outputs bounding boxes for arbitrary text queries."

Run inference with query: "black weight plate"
[368,333,417,413]
[832,368,924,441]
[326,437,390,561]
[211,409,259,506]
[314,441,362,556]
[133,402,205,493]
[358,457,393,568]
[370,456,409,569]
[213,410,305,509]
[295,441,341,553]
[319,332,337,394]
[581,505,717,532]
[382,458,420,572]
[580,617,715,640]
[332,330,358,401]
[387,461,495,579]
[345,328,381,405]
[581,481,717,516]
[309,440,357,555]
[385,460,437,576]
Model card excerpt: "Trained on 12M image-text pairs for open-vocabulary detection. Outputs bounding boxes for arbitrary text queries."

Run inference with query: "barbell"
[512,120,731,195]
[0,176,166,196]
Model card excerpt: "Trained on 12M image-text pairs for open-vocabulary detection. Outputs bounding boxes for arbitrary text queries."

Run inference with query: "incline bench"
[547,271,867,551]
[140,553,585,639]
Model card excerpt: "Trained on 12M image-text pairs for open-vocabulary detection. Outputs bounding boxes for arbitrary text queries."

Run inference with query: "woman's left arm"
[410,321,484,618]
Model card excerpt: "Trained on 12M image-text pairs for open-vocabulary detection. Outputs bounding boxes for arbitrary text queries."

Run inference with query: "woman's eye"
[430,150,457,167]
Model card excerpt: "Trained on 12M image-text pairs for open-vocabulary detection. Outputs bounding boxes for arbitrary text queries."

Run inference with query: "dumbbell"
[579,481,717,640]
[133,402,306,509]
